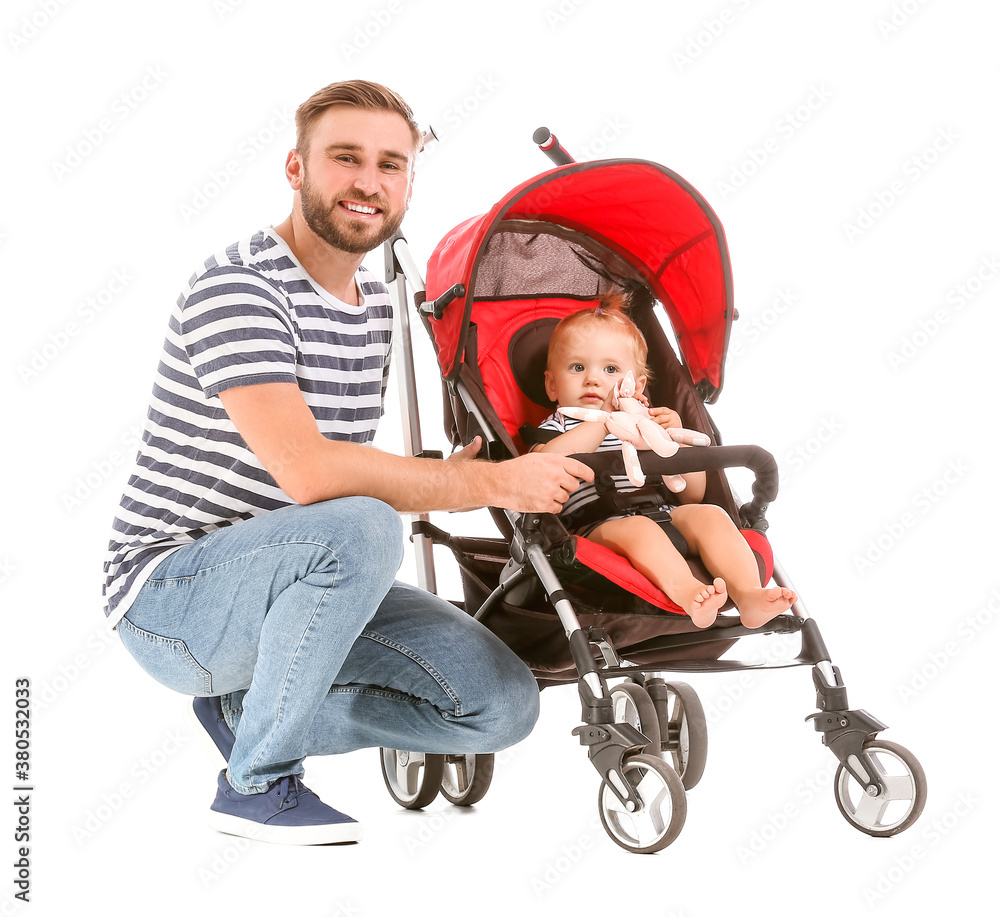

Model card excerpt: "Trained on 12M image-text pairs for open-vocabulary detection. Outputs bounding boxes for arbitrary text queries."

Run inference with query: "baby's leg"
[587,515,727,628]
[670,505,797,628]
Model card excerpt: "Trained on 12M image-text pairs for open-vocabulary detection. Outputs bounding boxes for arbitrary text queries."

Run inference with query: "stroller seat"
[424,287,779,685]
[451,288,773,603]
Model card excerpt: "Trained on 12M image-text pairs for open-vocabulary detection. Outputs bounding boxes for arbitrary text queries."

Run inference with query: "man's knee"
[479,657,540,748]
[504,665,541,744]
[349,496,404,551]
[311,497,404,565]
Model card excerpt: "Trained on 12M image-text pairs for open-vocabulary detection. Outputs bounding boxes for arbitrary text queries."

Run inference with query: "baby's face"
[544,324,645,408]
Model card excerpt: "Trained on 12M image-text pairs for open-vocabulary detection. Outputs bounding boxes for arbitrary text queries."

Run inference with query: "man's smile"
[339,200,383,217]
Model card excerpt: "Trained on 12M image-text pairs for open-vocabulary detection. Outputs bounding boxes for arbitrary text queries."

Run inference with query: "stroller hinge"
[806,708,890,795]
[811,662,849,711]
[567,629,614,717]
[572,723,646,812]
[587,626,622,668]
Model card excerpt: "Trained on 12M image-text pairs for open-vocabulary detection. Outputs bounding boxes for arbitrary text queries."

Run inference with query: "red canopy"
[424,159,733,401]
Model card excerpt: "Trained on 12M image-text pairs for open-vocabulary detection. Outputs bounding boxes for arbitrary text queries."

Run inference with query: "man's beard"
[299,173,406,255]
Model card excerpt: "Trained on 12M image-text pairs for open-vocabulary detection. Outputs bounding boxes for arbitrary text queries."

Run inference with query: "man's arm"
[219,382,593,514]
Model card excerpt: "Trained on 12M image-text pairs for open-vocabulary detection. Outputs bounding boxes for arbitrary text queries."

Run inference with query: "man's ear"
[285,149,304,190]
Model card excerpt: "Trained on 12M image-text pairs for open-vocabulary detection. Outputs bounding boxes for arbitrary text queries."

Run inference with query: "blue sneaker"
[208,770,363,845]
[186,696,235,767]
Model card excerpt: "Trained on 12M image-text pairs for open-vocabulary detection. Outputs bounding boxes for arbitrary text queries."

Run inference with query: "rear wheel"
[440,753,494,806]
[379,748,444,810]
[648,679,708,789]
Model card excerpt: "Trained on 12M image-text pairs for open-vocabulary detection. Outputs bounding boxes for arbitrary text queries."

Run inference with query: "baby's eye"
[604,365,620,375]
[571,363,585,372]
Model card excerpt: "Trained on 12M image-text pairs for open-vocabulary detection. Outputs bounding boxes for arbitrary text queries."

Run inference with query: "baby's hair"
[547,293,651,380]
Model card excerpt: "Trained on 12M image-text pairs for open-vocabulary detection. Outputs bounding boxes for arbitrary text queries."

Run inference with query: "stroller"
[377,130,926,853]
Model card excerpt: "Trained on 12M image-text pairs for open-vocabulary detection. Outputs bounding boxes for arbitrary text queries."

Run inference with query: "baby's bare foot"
[688,577,728,628]
[737,587,797,629]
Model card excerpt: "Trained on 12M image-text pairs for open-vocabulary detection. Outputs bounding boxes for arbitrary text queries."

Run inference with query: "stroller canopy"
[425,159,734,402]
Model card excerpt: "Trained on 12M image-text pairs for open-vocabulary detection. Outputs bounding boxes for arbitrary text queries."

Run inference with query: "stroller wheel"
[610,682,661,754]
[598,753,687,854]
[379,748,444,810]
[647,679,708,790]
[834,739,927,837]
[440,753,495,806]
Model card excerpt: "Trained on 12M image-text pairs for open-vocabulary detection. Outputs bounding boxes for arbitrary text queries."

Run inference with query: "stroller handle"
[569,444,778,531]
[533,126,575,165]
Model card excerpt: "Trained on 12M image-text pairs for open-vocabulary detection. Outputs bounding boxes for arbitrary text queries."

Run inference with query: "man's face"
[294,106,415,255]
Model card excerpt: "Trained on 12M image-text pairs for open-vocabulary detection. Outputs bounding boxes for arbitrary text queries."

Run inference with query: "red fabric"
[739,528,774,582]
[571,529,773,617]
[424,161,730,395]
[470,296,599,446]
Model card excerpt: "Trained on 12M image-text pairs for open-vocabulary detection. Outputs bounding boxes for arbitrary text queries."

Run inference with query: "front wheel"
[834,739,926,837]
[597,753,687,853]
[611,682,661,754]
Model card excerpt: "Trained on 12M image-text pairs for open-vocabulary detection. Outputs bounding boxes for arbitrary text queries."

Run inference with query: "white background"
[3,0,996,914]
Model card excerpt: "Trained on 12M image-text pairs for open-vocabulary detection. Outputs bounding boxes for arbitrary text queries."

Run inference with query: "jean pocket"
[118,616,213,696]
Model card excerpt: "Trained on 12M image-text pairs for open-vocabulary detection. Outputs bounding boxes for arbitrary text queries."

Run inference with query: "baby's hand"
[647,406,682,429]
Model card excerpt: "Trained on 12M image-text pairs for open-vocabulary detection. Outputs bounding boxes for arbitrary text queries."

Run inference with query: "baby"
[533,299,796,629]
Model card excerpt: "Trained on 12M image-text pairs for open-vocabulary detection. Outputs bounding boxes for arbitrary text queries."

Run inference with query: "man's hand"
[489,451,593,514]
[448,436,483,462]
[446,437,594,513]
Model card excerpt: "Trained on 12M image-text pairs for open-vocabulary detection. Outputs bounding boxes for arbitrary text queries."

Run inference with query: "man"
[102,80,591,845]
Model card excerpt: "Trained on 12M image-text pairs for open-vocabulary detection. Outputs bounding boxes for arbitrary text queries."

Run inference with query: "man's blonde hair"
[295,79,421,156]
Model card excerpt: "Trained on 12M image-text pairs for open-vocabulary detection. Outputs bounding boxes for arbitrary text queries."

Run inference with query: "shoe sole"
[183,700,229,770]
[207,810,363,845]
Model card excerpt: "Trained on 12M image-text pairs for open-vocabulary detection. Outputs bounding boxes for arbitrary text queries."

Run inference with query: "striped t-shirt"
[538,411,642,527]
[102,228,393,626]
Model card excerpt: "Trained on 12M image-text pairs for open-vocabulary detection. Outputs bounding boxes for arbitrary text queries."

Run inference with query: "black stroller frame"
[377,130,926,853]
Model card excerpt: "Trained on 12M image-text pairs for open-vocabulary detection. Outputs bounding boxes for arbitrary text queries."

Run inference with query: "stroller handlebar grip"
[420,283,466,320]
[534,126,575,165]
[419,125,439,152]
[568,444,779,530]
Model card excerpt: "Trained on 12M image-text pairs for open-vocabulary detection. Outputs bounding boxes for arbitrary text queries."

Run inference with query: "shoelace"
[276,775,311,809]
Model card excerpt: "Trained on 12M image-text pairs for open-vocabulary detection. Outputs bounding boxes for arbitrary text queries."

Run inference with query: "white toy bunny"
[558,370,711,489]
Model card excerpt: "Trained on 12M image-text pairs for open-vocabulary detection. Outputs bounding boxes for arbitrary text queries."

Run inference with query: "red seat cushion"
[571,529,774,616]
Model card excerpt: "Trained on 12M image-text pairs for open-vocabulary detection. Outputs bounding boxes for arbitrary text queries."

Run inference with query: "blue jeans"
[118,497,539,794]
